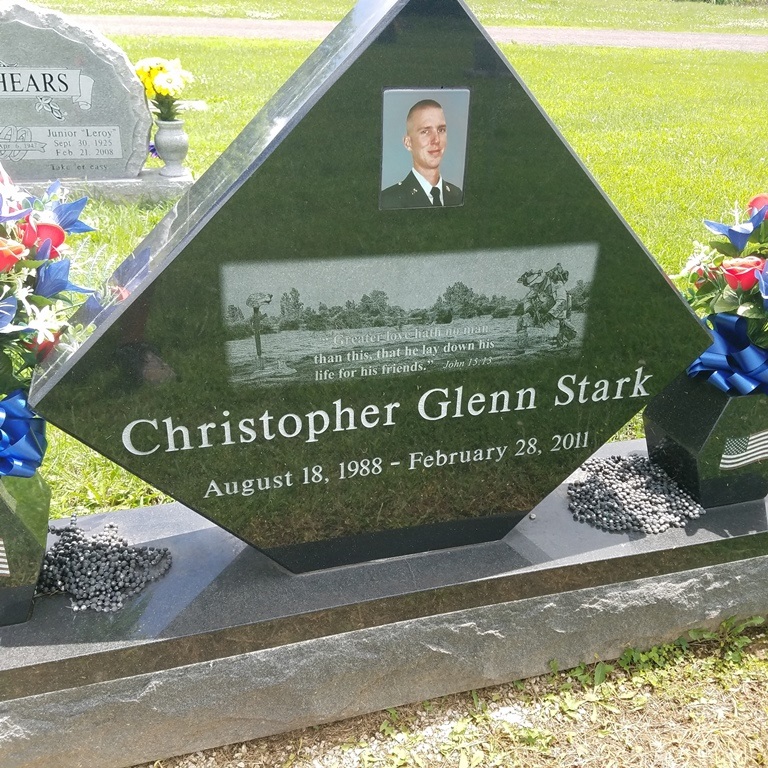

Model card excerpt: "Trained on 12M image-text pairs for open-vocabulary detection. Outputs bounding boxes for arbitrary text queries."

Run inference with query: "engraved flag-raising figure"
[380,99,463,209]
[516,263,577,348]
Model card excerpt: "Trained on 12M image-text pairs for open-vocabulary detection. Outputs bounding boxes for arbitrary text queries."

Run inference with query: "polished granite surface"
[2,441,767,701]
[0,475,52,626]
[31,0,708,562]
[646,372,768,507]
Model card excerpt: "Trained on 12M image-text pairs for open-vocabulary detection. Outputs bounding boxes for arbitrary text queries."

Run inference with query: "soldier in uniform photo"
[380,99,464,210]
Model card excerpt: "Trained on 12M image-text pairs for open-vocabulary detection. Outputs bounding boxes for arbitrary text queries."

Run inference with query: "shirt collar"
[411,168,443,204]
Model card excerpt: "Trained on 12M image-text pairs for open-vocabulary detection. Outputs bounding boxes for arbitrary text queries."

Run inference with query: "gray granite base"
[5,557,768,768]
[21,168,193,203]
[2,442,768,768]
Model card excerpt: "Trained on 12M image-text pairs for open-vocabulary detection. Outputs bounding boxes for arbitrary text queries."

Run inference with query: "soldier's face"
[404,106,447,174]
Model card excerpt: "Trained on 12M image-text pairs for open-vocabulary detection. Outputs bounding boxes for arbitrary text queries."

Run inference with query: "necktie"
[430,186,442,206]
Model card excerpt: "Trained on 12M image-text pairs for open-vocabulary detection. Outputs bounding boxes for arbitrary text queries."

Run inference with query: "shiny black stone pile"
[568,454,705,534]
[37,518,172,612]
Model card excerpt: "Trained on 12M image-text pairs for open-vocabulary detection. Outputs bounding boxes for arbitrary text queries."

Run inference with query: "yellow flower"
[135,57,167,73]
[153,72,173,96]
[134,56,194,119]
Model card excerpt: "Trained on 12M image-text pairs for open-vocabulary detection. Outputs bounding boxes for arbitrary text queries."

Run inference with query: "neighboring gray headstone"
[0,1,151,181]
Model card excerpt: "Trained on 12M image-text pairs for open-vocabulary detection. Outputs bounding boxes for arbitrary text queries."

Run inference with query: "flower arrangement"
[679,194,768,349]
[134,57,194,122]
[0,164,94,397]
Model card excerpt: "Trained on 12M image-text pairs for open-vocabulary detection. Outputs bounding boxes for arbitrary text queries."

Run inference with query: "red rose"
[748,194,768,220]
[721,255,765,291]
[693,264,718,288]
[0,237,26,271]
[18,220,66,258]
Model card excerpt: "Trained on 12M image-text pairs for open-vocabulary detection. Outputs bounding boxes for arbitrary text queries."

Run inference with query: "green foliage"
[617,638,688,671]
[678,215,768,347]
[687,615,766,663]
[550,659,616,691]
[593,660,613,686]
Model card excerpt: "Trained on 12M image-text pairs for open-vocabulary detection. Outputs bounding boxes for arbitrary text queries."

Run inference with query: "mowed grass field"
[39,0,768,34]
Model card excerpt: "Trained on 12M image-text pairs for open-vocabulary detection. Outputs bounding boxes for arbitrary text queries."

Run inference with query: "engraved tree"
[279,288,303,331]
[225,304,245,326]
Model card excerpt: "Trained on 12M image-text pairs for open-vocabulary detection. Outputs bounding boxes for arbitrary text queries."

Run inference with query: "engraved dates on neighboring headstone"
[31,0,709,571]
[0,1,151,181]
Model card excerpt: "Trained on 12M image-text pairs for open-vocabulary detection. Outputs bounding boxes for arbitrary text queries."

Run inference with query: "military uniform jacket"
[380,171,464,209]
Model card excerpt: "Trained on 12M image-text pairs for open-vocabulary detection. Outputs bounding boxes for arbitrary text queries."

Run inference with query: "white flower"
[25,304,62,345]
[14,284,35,315]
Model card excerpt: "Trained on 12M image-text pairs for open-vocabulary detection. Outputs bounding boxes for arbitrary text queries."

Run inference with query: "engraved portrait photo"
[380,88,470,211]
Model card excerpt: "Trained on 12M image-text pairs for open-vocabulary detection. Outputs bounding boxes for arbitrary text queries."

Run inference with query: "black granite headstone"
[645,373,768,507]
[29,0,707,571]
[0,474,50,625]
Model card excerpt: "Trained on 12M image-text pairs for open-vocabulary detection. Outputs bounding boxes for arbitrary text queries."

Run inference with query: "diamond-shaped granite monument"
[30,0,708,571]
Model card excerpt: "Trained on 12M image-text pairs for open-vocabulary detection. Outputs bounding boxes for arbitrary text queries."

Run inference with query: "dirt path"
[72,15,768,51]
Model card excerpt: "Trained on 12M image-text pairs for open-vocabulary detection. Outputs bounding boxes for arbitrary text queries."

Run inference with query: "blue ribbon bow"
[0,390,46,477]
[687,314,768,395]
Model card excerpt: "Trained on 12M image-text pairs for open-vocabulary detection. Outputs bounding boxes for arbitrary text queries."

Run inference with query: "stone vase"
[0,472,51,626]
[644,371,768,508]
[154,119,189,178]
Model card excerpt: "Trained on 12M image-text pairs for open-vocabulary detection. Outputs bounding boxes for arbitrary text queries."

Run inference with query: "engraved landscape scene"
[222,246,596,388]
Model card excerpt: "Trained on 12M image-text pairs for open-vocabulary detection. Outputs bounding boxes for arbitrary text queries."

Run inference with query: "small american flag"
[720,429,768,471]
[0,537,8,577]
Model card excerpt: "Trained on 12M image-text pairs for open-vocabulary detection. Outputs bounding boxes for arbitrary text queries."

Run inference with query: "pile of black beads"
[568,455,705,534]
[37,516,172,612]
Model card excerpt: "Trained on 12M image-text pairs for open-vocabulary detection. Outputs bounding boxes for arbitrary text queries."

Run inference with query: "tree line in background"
[224,280,591,340]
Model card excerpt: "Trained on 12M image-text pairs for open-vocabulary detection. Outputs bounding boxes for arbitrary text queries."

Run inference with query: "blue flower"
[110,247,150,290]
[75,294,105,326]
[704,205,768,254]
[50,197,95,234]
[34,259,95,298]
[35,239,52,261]
[0,297,19,330]
[45,180,61,198]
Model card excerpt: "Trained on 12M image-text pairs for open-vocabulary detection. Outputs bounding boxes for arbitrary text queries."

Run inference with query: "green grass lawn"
[110,36,766,272]
[44,36,768,516]
[38,0,768,34]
